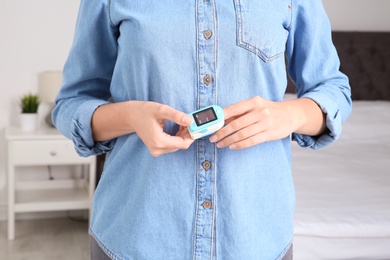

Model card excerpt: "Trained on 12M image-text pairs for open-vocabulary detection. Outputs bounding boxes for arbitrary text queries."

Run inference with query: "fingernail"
[217,141,224,148]
[229,144,236,150]
[209,135,217,142]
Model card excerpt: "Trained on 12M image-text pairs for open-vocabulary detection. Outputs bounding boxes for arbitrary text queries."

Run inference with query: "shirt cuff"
[292,91,342,150]
[70,99,116,157]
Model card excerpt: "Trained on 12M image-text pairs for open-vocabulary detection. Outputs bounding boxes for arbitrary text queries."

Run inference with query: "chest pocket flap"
[234,0,291,62]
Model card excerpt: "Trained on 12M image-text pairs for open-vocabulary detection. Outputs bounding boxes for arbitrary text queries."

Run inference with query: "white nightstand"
[5,126,96,240]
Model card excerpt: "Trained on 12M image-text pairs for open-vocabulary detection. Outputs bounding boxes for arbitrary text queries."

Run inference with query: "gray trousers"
[90,236,293,260]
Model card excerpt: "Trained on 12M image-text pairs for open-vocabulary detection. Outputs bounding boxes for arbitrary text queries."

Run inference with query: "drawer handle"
[50,151,57,156]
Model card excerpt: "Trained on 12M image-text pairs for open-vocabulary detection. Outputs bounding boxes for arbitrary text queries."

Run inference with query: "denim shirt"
[53,0,352,259]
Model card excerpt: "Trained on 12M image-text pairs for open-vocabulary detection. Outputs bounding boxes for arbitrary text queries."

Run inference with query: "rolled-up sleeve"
[52,0,118,157]
[69,99,114,157]
[286,0,352,150]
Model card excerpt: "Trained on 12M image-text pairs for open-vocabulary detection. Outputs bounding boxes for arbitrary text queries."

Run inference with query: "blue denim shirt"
[53,0,352,259]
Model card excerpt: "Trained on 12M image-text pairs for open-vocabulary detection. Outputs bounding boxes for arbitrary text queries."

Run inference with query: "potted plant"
[19,93,40,131]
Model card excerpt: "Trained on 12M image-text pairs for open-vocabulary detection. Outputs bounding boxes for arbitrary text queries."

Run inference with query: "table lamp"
[38,71,62,127]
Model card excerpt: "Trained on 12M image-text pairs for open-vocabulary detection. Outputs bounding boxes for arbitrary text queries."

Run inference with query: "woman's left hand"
[209,96,325,150]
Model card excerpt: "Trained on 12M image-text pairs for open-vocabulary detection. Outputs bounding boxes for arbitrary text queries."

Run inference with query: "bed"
[290,32,390,259]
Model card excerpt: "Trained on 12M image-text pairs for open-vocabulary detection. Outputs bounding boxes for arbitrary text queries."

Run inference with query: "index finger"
[159,105,194,127]
[224,97,260,120]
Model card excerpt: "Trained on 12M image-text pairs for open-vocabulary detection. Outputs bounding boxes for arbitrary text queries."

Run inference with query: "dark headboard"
[287,31,390,101]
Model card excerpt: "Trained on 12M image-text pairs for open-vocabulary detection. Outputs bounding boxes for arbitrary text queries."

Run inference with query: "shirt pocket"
[233,0,291,62]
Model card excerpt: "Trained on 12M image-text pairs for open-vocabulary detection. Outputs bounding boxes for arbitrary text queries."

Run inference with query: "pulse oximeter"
[188,105,225,140]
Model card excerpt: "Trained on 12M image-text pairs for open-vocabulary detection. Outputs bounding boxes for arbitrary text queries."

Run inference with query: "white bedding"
[291,100,390,260]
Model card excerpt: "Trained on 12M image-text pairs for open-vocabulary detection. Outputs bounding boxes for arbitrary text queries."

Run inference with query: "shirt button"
[203,29,212,40]
[203,74,212,86]
[202,160,211,171]
[202,200,212,209]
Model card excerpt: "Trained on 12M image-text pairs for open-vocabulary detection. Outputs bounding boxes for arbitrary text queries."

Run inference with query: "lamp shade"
[38,71,62,103]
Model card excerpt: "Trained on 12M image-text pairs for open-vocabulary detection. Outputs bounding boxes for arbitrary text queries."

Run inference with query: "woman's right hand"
[128,101,195,156]
[92,100,194,157]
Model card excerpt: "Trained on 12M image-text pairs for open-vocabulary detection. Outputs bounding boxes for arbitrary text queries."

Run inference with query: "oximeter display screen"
[193,107,217,126]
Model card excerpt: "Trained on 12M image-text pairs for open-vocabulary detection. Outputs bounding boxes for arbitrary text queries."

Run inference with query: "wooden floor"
[0,218,90,260]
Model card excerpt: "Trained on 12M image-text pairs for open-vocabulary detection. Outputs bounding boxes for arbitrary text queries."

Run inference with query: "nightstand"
[5,126,96,240]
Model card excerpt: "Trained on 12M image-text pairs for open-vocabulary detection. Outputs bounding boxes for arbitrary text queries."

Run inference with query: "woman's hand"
[209,96,326,150]
[128,101,195,156]
[92,101,194,157]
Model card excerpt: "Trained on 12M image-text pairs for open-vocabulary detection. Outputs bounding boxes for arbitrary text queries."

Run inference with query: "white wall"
[0,0,389,220]
[0,0,80,219]
[323,0,390,32]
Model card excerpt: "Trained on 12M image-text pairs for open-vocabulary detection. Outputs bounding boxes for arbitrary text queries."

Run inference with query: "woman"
[53,0,352,259]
